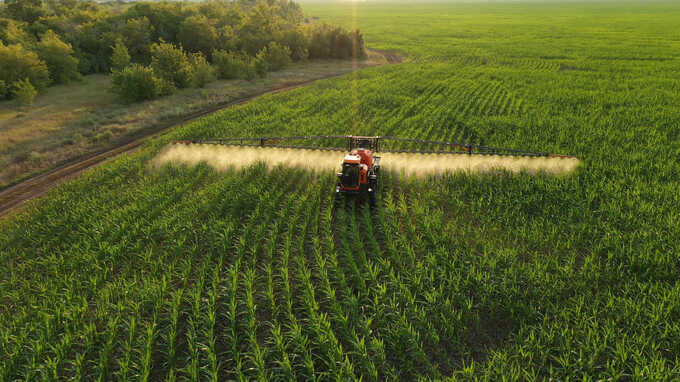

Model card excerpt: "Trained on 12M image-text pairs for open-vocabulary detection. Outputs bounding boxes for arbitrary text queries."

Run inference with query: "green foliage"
[5,0,45,24]
[0,17,35,47]
[189,52,216,88]
[111,63,172,103]
[281,28,309,61]
[110,39,131,72]
[150,41,193,89]
[0,80,7,100]
[0,0,366,100]
[213,49,252,80]
[308,24,367,60]
[37,30,79,84]
[260,41,291,72]
[122,17,154,64]
[177,15,217,57]
[0,42,49,92]
[253,50,269,78]
[2,3,677,380]
[12,77,37,106]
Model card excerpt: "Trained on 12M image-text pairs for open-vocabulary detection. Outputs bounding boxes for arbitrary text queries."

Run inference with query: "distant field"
[2,2,680,380]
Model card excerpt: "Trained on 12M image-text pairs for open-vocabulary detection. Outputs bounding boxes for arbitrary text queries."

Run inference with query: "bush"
[111,63,173,103]
[0,42,50,92]
[307,24,331,60]
[253,50,268,78]
[150,41,193,89]
[307,24,367,60]
[212,49,251,80]
[37,30,80,84]
[13,78,37,106]
[110,39,131,72]
[281,28,309,62]
[260,42,291,72]
[189,52,216,88]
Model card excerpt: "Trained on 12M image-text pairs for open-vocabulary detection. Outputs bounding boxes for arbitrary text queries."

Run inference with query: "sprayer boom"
[175,135,575,158]
[170,135,578,206]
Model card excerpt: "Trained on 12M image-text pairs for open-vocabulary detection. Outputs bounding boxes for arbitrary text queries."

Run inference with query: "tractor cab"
[339,154,365,190]
[336,136,381,204]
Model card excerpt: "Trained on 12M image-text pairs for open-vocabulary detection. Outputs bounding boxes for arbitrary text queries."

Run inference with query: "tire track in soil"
[0,50,403,219]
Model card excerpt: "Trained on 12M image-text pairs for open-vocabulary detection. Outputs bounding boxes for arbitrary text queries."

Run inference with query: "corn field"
[2,1,680,380]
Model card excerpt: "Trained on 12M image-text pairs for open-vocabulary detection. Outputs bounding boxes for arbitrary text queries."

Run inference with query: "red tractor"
[335,136,381,205]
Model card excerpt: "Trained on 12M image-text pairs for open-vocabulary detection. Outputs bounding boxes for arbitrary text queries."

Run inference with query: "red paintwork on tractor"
[339,148,378,192]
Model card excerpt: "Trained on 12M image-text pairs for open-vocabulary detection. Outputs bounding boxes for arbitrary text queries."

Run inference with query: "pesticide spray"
[153,144,580,176]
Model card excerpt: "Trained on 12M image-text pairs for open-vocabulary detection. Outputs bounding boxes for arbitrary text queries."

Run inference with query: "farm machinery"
[174,135,575,205]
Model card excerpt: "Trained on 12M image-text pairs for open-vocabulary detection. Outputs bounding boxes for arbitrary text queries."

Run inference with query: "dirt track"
[0,50,403,219]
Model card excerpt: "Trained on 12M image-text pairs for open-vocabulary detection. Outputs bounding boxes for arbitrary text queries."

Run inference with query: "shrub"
[280,28,310,61]
[189,53,216,88]
[253,50,268,78]
[150,41,193,89]
[111,63,173,103]
[13,78,37,106]
[27,151,43,162]
[0,42,50,91]
[212,49,251,80]
[110,39,131,72]
[242,61,257,81]
[306,24,367,60]
[37,30,80,84]
[260,42,291,72]
[307,24,331,60]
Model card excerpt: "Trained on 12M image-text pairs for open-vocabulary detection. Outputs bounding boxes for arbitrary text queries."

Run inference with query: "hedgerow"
[0,0,367,102]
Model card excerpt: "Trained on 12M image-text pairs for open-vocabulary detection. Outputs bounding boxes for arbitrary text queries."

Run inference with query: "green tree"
[5,0,45,24]
[238,1,282,56]
[74,18,118,74]
[0,42,50,91]
[12,78,37,106]
[280,28,309,61]
[111,63,173,103]
[307,24,331,59]
[110,39,130,72]
[37,30,80,84]
[177,15,217,56]
[0,18,35,47]
[122,17,154,64]
[150,41,193,89]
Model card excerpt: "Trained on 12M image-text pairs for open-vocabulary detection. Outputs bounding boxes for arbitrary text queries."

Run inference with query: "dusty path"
[0,50,403,219]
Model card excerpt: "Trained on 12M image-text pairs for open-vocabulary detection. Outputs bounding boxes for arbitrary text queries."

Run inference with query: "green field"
[2,1,680,380]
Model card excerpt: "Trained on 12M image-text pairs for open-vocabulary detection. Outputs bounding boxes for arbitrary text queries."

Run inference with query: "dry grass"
[0,52,387,189]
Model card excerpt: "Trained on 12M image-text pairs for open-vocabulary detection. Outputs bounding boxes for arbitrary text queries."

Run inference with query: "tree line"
[0,0,366,103]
